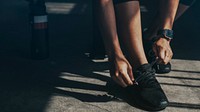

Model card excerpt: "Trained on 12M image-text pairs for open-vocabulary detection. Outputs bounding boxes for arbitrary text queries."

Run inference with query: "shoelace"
[134,61,159,88]
[150,59,158,67]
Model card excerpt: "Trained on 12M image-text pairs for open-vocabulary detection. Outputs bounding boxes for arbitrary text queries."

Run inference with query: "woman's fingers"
[120,71,133,86]
[128,66,134,81]
[112,74,127,87]
[112,68,134,87]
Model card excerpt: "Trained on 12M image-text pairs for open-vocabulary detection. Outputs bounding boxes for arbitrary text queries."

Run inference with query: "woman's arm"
[95,0,134,87]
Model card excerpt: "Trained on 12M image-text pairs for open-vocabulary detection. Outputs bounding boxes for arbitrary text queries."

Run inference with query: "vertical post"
[29,0,49,60]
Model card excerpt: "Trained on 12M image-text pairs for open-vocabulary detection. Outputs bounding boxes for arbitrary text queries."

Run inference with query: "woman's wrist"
[107,49,125,62]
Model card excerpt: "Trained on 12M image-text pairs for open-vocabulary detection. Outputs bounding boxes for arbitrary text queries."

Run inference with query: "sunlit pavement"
[41,59,200,112]
[0,0,200,112]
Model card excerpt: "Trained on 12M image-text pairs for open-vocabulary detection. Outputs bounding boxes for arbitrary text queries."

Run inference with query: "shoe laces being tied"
[134,64,159,88]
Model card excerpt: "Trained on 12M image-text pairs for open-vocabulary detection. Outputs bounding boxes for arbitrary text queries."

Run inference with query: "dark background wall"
[0,0,199,60]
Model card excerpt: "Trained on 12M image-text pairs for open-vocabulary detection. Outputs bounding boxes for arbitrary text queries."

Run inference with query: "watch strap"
[157,29,174,40]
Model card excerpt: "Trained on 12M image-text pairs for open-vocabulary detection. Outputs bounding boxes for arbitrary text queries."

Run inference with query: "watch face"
[158,29,173,39]
[165,31,173,39]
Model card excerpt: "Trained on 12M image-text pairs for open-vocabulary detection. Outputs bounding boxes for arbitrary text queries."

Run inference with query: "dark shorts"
[113,0,138,5]
[113,0,196,6]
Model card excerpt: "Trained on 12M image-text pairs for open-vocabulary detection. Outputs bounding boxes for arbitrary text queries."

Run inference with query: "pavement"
[0,0,200,112]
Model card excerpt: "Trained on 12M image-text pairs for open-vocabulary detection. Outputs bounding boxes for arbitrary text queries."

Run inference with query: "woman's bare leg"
[114,2,169,109]
[115,1,148,69]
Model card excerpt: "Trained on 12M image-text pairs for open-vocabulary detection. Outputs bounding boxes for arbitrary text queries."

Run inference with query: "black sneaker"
[126,64,169,111]
[143,40,171,74]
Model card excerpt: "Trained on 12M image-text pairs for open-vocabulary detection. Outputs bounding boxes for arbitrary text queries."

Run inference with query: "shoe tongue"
[137,63,152,72]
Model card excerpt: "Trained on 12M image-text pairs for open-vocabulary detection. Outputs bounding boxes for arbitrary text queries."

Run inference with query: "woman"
[95,0,180,110]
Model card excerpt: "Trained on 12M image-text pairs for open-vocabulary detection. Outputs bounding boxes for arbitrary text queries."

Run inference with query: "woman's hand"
[109,55,134,87]
[153,38,173,64]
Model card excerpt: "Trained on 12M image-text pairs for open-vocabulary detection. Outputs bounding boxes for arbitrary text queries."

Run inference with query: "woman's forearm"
[158,0,180,29]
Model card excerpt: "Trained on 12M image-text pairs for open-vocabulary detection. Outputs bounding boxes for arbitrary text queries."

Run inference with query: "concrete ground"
[0,0,200,112]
